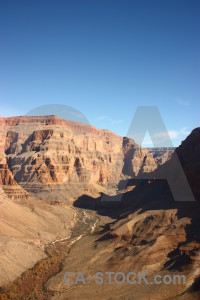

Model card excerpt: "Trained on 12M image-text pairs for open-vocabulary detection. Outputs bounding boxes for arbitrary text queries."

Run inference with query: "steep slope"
[175,128,200,201]
[153,127,200,201]
[0,186,76,286]
[68,127,200,298]
[94,127,200,296]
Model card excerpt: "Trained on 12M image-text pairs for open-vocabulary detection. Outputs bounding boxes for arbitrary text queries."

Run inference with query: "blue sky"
[0,0,199,146]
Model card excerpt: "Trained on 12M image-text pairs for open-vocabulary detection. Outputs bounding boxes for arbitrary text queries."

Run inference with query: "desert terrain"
[0,116,199,299]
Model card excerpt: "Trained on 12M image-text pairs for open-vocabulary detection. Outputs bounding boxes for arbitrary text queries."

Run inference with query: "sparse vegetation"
[0,241,70,300]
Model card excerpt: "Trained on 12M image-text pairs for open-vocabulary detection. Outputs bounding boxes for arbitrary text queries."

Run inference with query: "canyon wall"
[0,115,165,200]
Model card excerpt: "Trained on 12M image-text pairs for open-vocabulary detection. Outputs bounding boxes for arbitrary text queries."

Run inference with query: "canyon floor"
[45,213,191,300]
[0,182,200,300]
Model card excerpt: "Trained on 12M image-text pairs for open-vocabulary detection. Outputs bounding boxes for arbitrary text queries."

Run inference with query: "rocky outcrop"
[0,115,162,200]
[0,164,16,186]
[95,127,200,296]
[175,128,200,201]
[0,152,28,199]
[153,127,200,201]
[122,137,158,176]
[147,147,175,164]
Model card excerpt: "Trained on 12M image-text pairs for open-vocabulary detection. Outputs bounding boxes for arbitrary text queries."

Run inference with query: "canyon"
[0,115,199,300]
[0,115,168,200]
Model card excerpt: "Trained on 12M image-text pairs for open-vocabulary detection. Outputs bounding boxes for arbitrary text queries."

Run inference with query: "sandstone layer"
[0,115,165,201]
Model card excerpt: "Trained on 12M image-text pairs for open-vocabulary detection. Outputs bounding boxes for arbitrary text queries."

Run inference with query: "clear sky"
[0,0,199,146]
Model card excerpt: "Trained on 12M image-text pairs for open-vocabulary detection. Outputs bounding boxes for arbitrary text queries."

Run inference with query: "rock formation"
[92,127,200,296]
[0,115,199,299]
[0,115,164,200]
